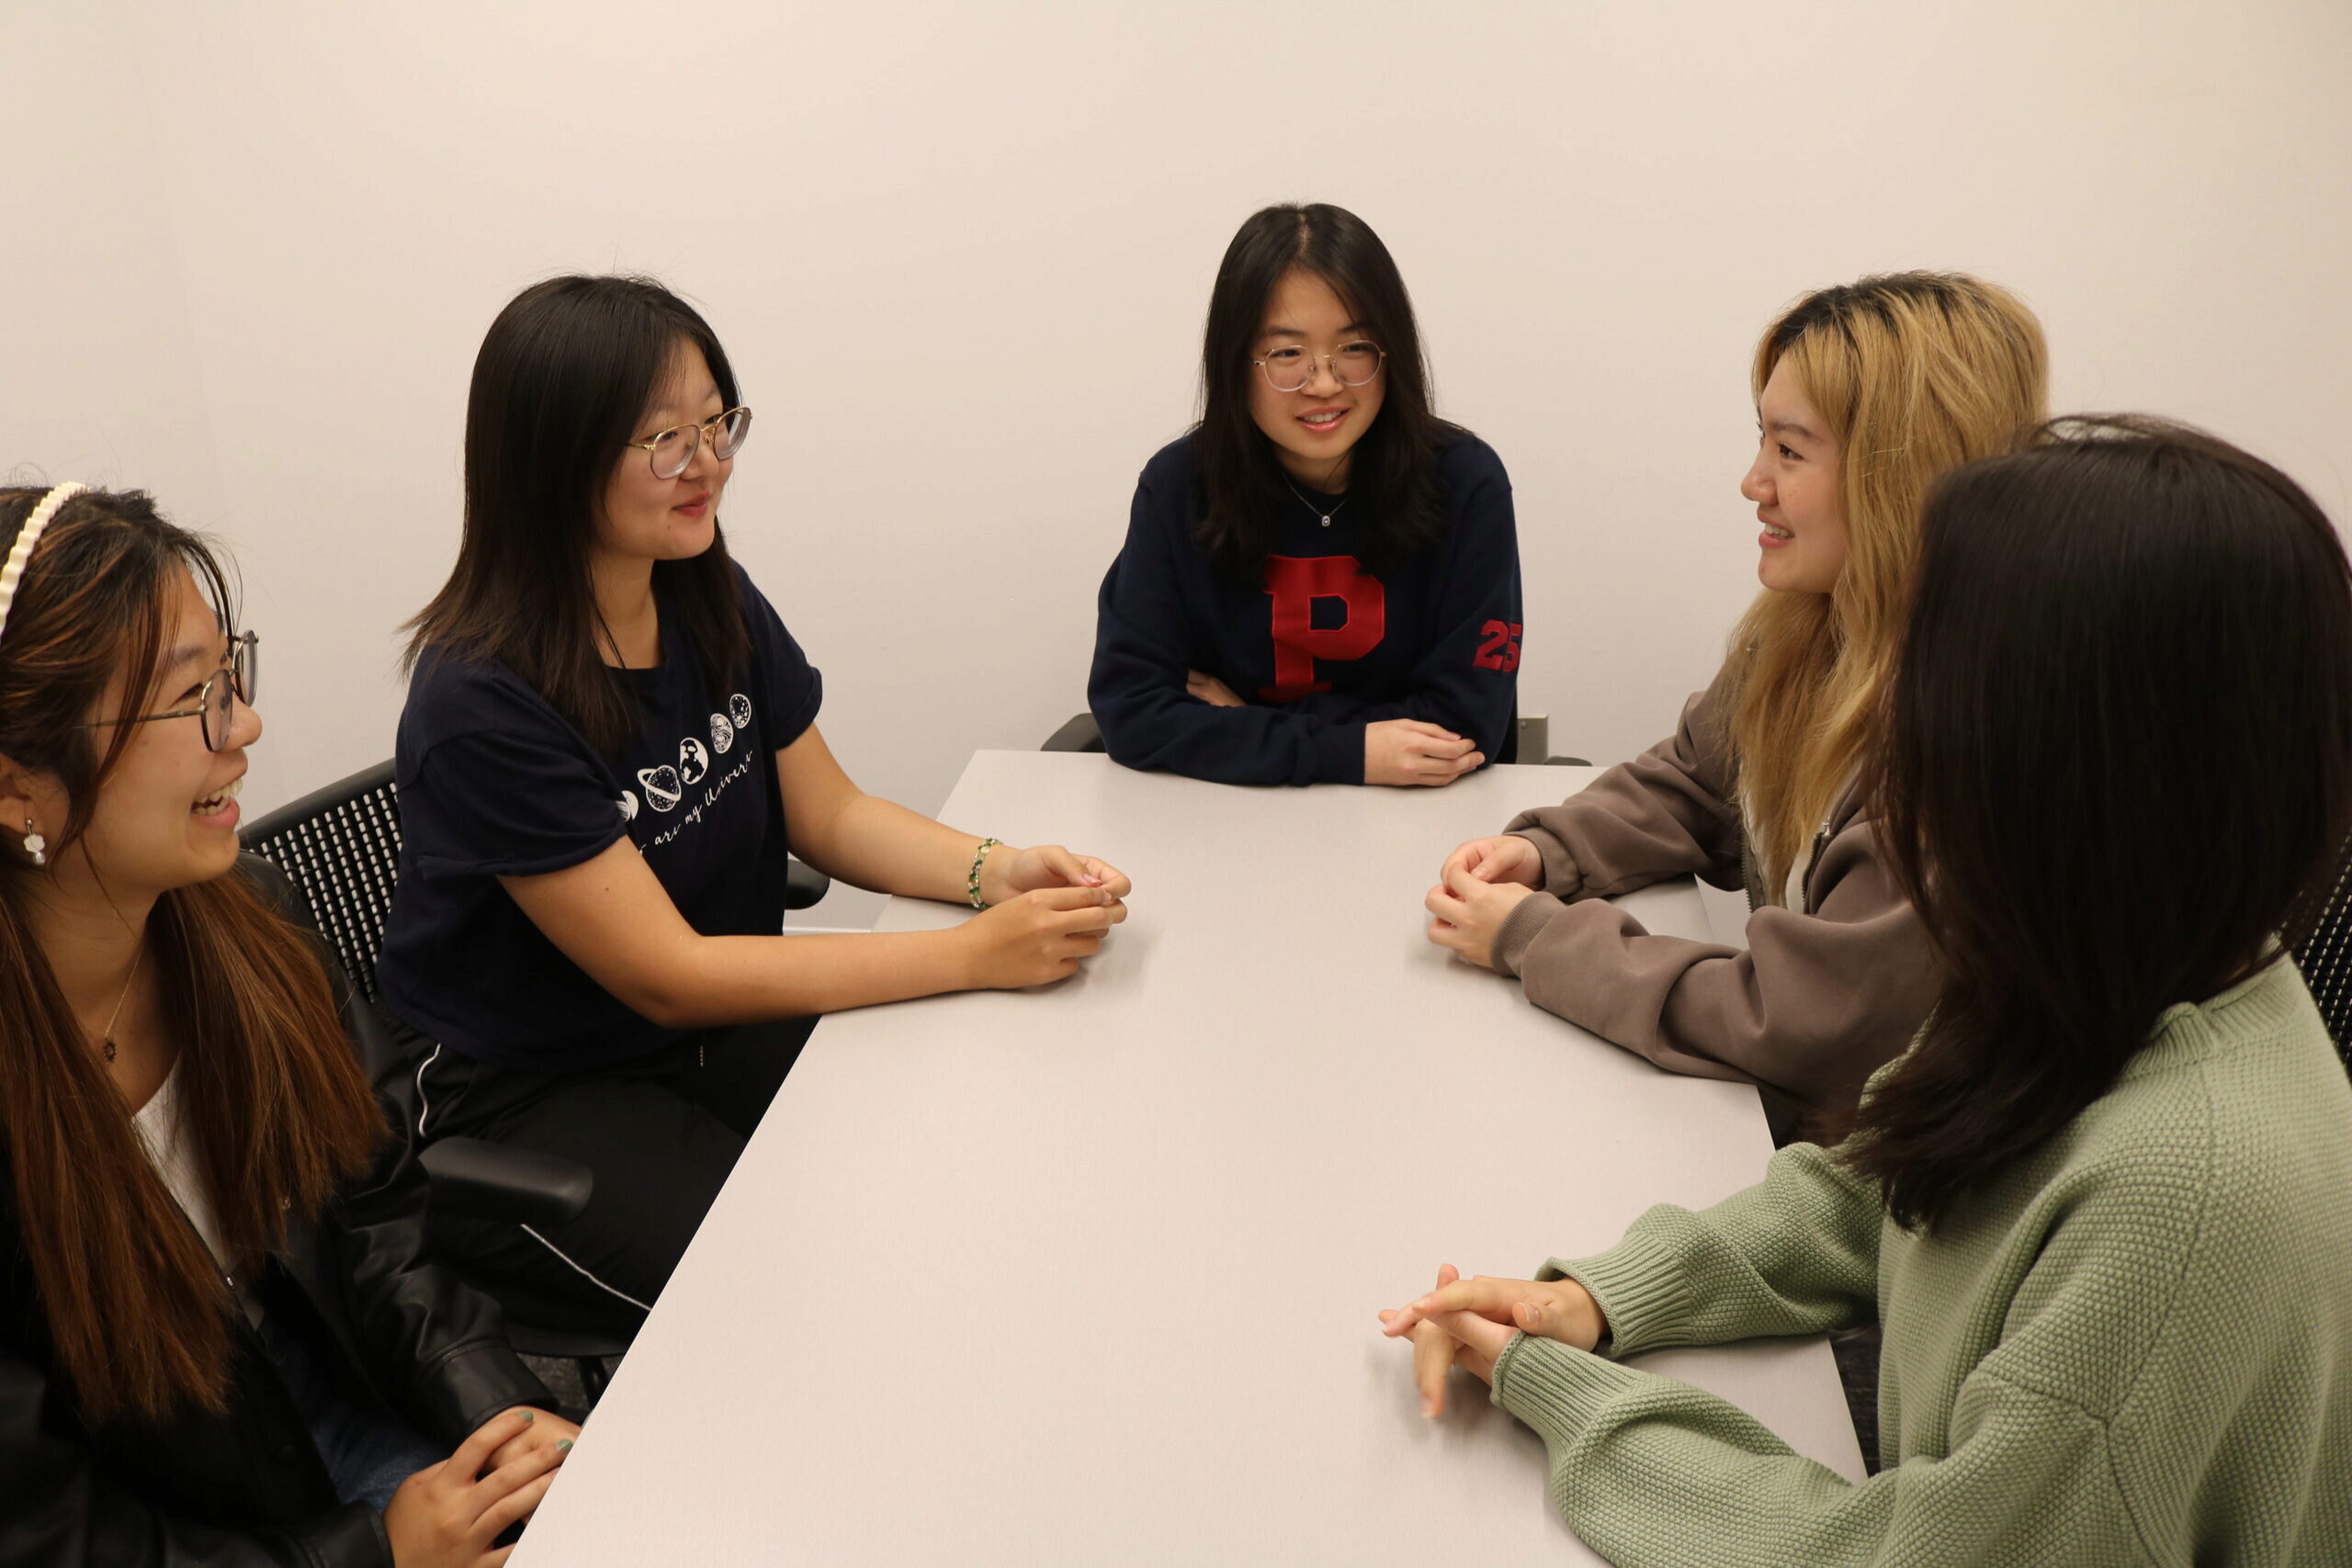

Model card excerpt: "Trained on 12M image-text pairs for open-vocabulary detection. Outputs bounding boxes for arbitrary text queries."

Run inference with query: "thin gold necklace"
[99,942,142,1066]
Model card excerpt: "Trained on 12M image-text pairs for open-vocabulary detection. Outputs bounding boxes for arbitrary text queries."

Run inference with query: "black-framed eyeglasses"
[81,631,258,754]
[1252,342,1385,394]
[626,406,753,480]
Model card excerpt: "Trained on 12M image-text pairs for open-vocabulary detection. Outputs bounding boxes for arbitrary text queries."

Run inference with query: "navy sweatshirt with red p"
[1089,432,1521,786]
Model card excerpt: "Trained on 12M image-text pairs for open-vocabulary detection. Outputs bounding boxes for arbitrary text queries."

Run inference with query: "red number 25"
[1474,619,1522,673]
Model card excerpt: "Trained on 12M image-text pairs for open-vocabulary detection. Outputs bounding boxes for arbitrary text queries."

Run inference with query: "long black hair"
[1191,203,1458,581]
[404,275,750,757]
[1842,417,2352,1229]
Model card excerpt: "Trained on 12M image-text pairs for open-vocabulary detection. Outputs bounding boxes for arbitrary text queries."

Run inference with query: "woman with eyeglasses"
[381,276,1129,1335]
[1378,420,2352,1566]
[1426,274,2047,1129]
[1089,202,1522,787]
[0,484,578,1567]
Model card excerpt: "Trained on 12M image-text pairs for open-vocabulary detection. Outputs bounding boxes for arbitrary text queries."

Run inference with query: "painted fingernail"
[519,1411,535,1424]
[556,1438,574,1453]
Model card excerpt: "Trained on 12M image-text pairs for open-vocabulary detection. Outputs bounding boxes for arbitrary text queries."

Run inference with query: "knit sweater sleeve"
[1490,1343,2145,1568]
[1494,1142,2153,1567]
[1546,1139,1883,1356]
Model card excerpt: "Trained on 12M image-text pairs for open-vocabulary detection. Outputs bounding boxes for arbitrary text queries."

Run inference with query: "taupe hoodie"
[1491,664,1937,1115]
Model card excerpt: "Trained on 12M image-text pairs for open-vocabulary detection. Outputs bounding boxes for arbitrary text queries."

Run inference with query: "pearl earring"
[21,818,44,868]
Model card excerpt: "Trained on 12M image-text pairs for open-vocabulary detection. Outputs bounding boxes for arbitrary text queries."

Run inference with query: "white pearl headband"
[0,482,87,646]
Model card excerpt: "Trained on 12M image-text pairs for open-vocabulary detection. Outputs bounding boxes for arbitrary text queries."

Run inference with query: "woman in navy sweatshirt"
[1089,203,1522,787]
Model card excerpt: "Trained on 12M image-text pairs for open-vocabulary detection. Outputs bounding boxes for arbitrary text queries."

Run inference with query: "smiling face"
[1246,268,1387,491]
[594,339,732,568]
[41,567,260,901]
[1742,356,1849,594]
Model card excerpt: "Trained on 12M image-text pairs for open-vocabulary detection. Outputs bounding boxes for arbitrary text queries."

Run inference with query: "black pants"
[405,1016,815,1336]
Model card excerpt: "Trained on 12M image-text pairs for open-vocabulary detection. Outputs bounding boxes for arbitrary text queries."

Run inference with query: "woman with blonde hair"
[1382,420,2352,1564]
[1425,272,2048,1123]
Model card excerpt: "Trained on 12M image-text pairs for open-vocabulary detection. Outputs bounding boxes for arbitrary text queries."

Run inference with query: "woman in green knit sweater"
[1380,418,2352,1566]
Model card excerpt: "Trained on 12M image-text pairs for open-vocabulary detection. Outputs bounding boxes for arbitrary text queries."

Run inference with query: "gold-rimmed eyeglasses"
[627,406,754,480]
[81,630,258,754]
[1252,342,1385,394]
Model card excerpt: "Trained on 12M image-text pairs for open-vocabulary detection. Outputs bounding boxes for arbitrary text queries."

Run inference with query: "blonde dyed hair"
[1731,273,2048,903]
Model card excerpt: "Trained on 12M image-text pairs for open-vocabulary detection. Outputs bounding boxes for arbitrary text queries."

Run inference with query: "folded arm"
[1495,811,1937,1107]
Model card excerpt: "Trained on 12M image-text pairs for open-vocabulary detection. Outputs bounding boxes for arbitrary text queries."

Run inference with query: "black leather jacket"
[0,859,553,1567]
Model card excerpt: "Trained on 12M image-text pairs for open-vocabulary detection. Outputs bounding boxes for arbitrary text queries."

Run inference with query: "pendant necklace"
[1285,479,1349,529]
[99,942,143,1066]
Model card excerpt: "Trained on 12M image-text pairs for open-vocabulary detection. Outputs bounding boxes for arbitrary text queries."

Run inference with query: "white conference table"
[514,753,1863,1566]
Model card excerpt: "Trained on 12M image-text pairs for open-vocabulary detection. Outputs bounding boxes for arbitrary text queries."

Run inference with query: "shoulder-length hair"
[0,487,382,1425]
[405,275,751,757]
[1191,203,1459,581]
[1840,419,2352,1229]
[1728,272,2049,902]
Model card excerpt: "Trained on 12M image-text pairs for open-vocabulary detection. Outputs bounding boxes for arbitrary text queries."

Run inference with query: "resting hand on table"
[1440,833,1544,889]
[1424,857,1538,969]
[957,885,1127,988]
[1377,1263,1609,1417]
[978,842,1134,906]
[1366,719,1483,787]
[1186,669,1246,708]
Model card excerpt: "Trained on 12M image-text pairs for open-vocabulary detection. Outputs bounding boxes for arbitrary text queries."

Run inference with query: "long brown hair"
[1845,420,2352,1228]
[404,276,751,758]
[0,487,383,1426]
[1728,273,2048,900]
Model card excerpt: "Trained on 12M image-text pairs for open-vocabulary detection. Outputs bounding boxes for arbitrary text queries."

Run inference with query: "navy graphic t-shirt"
[379,562,821,1071]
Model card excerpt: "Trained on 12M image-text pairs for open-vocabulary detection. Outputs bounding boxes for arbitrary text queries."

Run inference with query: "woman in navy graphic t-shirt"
[382,276,1130,1336]
[1089,202,1523,787]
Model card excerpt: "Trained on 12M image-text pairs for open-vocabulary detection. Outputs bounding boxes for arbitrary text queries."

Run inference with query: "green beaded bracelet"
[967,838,1001,909]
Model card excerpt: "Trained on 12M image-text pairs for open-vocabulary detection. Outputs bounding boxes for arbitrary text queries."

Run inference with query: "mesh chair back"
[240,761,401,1004]
[2295,840,2352,1076]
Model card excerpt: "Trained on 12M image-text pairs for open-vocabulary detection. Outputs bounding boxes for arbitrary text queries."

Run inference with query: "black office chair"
[242,761,833,1404]
[2293,838,2352,1076]
[1044,708,1587,766]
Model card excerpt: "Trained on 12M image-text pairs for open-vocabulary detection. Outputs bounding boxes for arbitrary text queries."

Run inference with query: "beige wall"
[9,0,2351,927]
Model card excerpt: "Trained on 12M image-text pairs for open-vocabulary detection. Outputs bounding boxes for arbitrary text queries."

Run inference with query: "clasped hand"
[1184,671,1484,788]
[1424,835,1543,969]
[962,843,1134,989]
[1376,1263,1608,1417]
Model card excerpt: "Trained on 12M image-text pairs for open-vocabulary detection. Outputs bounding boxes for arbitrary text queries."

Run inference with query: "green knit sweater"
[1491,957,2352,1566]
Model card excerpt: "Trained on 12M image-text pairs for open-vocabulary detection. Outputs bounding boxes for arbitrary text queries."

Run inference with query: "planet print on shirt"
[638,764,684,812]
[634,694,755,814]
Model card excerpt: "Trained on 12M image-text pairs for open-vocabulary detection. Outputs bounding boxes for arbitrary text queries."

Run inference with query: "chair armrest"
[784,856,831,911]
[418,1138,594,1227]
[1043,712,1105,752]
